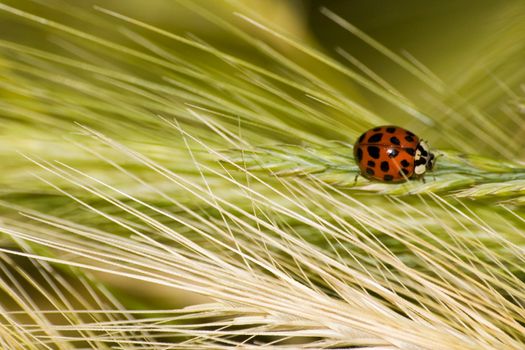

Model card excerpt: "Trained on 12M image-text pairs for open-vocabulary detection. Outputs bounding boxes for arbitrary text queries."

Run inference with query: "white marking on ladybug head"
[414,140,435,175]
[414,163,426,175]
[419,140,431,154]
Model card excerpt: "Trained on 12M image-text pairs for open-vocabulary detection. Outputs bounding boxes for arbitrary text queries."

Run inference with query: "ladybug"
[353,125,435,183]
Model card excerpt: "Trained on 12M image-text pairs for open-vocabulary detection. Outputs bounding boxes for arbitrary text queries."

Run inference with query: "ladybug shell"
[354,125,420,182]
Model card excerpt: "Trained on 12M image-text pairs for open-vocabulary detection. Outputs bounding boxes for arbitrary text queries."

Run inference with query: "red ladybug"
[354,125,435,182]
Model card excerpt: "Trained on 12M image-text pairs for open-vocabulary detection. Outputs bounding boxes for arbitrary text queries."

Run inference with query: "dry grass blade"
[0,126,522,348]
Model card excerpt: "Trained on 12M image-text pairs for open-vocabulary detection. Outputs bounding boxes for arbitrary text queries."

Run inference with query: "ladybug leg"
[421,176,426,184]
[354,173,360,185]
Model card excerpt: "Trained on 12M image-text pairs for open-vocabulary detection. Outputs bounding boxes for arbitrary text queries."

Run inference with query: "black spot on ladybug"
[366,168,375,175]
[406,131,415,137]
[358,133,365,143]
[373,127,381,131]
[367,146,380,159]
[367,160,375,167]
[390,136,400,145]
[400,159,410,168]
[386,127,396,133]
[399,168,410,176]
[380,161,389,172]
[387,148,399,158]
[405,148,415,156]
[368,133,383,143]
[405,135,414,142]
[384,174,394,181]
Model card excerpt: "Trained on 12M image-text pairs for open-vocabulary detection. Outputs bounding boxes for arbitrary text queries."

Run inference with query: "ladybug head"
[427,151,436,171]
[414,140,435,175]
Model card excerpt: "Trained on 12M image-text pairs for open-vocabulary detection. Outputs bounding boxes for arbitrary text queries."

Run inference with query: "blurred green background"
[1,0,525,156]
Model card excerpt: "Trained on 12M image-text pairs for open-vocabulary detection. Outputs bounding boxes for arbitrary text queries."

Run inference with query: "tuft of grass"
[224,143,525,198]
[0,1,525,349]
